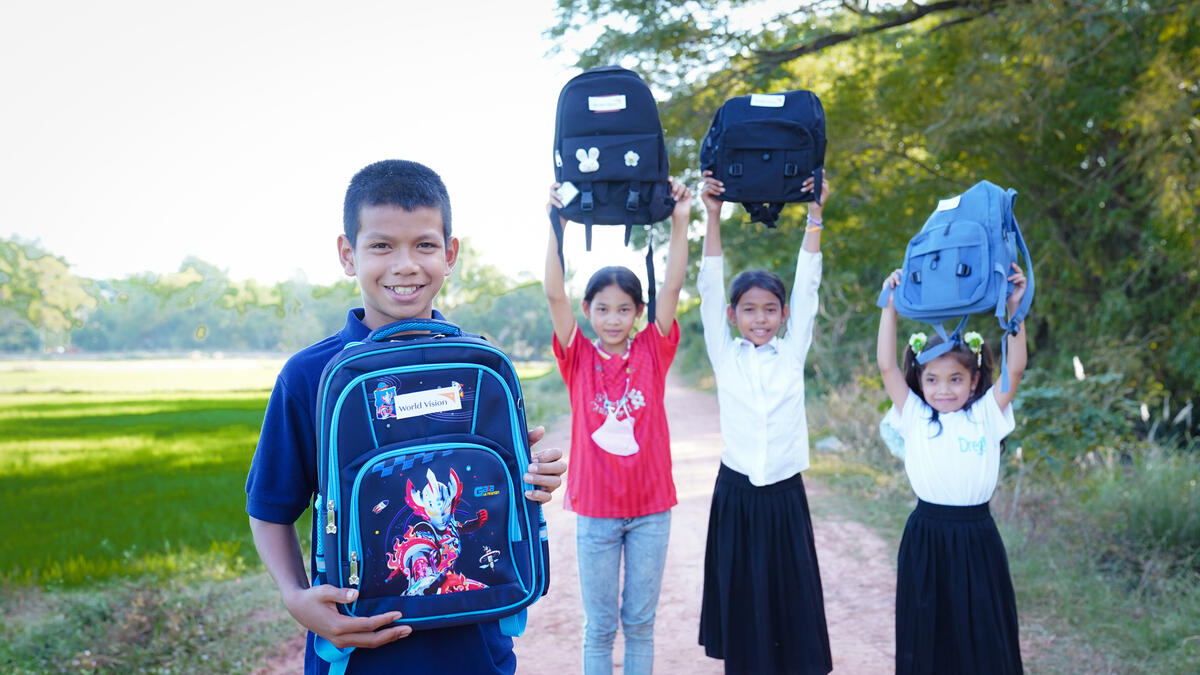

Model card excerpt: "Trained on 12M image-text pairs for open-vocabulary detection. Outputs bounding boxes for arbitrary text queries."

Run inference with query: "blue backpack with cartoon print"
[312,318,549,675]
[876,180,1035,391]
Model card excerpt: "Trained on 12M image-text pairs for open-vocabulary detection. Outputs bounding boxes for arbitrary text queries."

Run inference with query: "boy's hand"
[881,269,902,311]
[523,425,565,503]
[669,177,693,222]
[283,585,410,650]
[700,170,724,220]
[1005,263,1028,316]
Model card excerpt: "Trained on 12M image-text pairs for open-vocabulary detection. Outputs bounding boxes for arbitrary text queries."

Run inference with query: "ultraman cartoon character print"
[385,468,489,595]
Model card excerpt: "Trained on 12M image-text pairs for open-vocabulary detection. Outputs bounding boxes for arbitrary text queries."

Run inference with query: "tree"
[549,0,1200,397]
[0,236,96,350]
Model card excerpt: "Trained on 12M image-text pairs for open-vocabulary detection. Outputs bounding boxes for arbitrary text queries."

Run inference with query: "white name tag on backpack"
[589,94,627,112]
[749,94,785,108]
[390,385,463,420]
[936,195,962,211]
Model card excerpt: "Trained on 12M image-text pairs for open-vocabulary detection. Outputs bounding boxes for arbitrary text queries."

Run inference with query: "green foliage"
[552,0,1200,406]
[0,236,97,350]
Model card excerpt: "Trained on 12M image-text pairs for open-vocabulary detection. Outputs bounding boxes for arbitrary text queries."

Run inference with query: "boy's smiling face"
[338,204,458,330]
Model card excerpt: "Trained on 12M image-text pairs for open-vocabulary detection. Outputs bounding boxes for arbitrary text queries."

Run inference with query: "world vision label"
[377,384,463,421]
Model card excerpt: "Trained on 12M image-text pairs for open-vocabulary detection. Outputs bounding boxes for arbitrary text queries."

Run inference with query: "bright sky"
[0,0,654,288]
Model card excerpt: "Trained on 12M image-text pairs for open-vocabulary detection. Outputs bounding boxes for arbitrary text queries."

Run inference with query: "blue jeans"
[576,510,672,675]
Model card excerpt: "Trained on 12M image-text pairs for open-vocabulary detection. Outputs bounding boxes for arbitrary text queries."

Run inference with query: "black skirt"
[896,500,1023,675]
[699,464,832,675]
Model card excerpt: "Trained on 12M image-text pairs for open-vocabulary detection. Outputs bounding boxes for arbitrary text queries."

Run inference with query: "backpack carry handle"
[368,318,463,341]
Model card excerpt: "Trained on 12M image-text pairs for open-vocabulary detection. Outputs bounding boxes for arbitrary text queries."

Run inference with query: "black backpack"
[550,65,675,316]
[700,90,827,228]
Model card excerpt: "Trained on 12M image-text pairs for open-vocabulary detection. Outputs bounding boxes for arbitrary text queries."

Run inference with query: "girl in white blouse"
[696,171,832,675]
[877,264,1029,675]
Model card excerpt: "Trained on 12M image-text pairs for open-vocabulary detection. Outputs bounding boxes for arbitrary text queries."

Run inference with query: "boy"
[246,159,566,674]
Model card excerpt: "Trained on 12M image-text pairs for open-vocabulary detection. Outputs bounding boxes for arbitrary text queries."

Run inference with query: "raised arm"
[545,185,578,348]
[877,270,910,412]
[701,171,723,257]
[993,263,1029,411]
[802,175,829,254]
[654,178,693,333]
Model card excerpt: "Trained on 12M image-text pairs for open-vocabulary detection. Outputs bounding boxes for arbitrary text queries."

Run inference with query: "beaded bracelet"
[806,215,823,233]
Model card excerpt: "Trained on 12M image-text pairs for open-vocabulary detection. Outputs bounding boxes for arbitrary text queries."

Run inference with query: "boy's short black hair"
[343,160,453,244]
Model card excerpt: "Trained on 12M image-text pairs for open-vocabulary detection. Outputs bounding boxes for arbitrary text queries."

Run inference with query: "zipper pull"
[348,551,360,586]
[325,499,337,534]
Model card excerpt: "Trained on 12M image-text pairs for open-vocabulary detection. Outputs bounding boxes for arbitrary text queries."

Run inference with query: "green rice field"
[0,357,558,588]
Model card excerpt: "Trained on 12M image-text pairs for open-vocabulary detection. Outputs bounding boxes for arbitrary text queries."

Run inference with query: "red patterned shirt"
[553,320,680,518]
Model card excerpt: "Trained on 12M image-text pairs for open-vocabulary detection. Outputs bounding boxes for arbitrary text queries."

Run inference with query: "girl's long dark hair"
[903,332,995,435]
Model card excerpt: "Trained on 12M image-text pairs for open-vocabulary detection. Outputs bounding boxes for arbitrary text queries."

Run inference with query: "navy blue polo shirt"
[246,309,516,675]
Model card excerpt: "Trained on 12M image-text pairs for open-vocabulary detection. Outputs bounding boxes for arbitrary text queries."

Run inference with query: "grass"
[0,356,568,673]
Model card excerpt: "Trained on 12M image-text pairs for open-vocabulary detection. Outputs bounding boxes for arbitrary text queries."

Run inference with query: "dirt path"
[256,378,897,674]
[512,378,896,673]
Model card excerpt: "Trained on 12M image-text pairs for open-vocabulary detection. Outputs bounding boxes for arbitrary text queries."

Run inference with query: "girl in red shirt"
[544,178,692,675]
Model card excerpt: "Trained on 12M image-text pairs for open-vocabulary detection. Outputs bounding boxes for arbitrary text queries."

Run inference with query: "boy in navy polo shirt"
[246,159,566,674]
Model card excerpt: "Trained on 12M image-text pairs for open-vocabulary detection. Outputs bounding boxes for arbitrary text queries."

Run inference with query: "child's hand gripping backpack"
[876,180,1035,391]
[313,318,549,675]
[550,65,675,317]
[699,90,827,228]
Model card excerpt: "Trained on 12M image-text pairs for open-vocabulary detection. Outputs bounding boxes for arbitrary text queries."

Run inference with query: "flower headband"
[908,331,985,366]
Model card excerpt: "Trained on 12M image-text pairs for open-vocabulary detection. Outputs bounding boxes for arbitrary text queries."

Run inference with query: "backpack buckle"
[911,271,922,283]
[728,163,743,177]
[783,163,798,177]
[956,263,971,277]
[626,188,640,212]
[581,190,594,212]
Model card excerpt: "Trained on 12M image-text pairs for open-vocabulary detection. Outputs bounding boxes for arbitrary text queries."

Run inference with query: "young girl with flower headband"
[877,263,1029,674]
[696,171,833,675]
[544,178,692,675]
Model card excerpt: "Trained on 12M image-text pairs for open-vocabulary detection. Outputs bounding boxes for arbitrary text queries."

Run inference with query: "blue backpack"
[700,90,827,228]
[550,65,675,318]
[313,318,549,675]
[876,180,1035,391]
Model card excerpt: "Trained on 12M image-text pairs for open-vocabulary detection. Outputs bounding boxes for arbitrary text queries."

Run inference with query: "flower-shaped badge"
[624,150,640,167]
[908,332,927,355]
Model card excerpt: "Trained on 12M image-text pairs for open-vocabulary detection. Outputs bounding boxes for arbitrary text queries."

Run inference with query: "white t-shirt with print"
[882,387,1015,506]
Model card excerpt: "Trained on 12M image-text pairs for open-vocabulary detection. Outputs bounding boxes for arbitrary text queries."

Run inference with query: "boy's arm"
[877,271,909,412]
[655,178,694,333]
[249,516,411,649]
[545,186,577,348]
[994,263,1029,411]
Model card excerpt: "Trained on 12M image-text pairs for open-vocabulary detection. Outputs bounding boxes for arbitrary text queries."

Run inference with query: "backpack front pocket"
[900,220,990,314]
[337,438,537,623]
[718,120,816,202]
[560,133,662,183]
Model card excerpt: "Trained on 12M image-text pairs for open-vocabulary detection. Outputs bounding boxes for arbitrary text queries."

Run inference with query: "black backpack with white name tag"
[550,65,675,318]
[700,90,827,227]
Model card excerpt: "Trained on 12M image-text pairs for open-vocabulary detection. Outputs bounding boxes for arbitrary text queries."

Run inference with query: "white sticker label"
[391,384,463,420]
[936,195,962,211]
[557,181,579,206]
[588,94,627,112]
[750,94,785,108]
